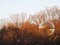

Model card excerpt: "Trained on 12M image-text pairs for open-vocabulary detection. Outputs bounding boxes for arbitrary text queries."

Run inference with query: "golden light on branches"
[39,21,55,36]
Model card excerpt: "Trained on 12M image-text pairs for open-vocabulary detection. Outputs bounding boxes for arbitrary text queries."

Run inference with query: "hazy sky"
[0,0,60,19]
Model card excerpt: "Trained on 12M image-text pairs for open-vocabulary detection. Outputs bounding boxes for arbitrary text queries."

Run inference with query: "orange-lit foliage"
[21,21,39,36]
[0,6,60,45]
[50,20,60,34]
[21,21,38,30]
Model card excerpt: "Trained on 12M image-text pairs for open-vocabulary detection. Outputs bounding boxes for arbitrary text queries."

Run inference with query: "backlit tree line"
[0,6,60,45]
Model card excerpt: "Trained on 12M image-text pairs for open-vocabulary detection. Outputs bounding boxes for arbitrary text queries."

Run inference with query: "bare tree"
[10,13,27,28]
[28,15,39,25]
[46,6,59,20]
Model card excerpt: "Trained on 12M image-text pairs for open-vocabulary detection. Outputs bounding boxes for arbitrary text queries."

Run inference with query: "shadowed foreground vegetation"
[0,6,60,45]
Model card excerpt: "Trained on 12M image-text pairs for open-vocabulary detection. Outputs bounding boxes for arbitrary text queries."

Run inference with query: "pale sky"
[0,0,60,19]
